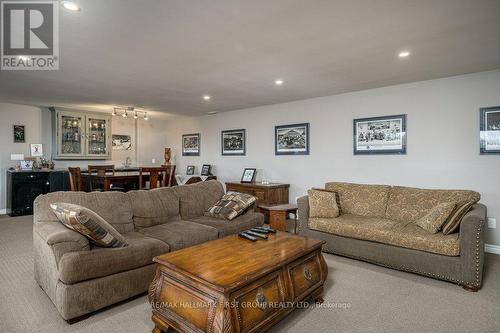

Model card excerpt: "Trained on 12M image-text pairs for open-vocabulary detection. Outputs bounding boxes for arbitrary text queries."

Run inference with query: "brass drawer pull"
[303,266,312,281]
[256,288,267,311]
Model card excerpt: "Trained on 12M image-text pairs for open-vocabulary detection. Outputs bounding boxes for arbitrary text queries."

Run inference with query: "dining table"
[81,167,159,192]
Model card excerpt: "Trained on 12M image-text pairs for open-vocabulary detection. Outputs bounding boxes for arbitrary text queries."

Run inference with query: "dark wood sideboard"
[6,170,70,217]
[225,182,289,205]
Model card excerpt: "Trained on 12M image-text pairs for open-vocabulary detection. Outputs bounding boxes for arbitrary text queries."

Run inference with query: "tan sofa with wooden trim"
[298,182,486,291]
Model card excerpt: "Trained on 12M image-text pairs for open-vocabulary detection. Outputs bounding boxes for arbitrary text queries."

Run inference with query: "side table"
[258,203,298,233]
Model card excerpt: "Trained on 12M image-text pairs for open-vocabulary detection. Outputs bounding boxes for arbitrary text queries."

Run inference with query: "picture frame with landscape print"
[353,114,407,155]
[182,133,200,156]
[275,123,310,155]
[480,106,500,154]
[13,125,25,143]
[221,129,246,156]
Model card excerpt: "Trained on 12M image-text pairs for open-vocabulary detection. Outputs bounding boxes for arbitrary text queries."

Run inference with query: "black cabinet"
[6,170,70,217]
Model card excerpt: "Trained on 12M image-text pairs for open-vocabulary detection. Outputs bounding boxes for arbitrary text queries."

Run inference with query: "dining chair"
[68,167,84,191]
[139,165,176,190]
[88,165,126,192]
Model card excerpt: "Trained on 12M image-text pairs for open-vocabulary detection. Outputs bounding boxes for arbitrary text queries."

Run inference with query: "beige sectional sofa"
[298,182,486,291]
[33,180,264,322]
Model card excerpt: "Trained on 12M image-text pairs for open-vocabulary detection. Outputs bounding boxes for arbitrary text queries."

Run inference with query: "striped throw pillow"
[51,203,128,248]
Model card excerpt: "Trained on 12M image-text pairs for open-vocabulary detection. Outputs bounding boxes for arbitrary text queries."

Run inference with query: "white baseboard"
[0,209,6,215]
[485,244,500,255]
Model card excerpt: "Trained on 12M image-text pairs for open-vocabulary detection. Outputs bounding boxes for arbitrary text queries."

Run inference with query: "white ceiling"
[0,0,499,116]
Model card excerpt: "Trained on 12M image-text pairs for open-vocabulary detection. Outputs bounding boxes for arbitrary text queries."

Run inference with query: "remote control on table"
[254,226,276,233]
[238,232,257,241]
[246,230,268,239]
[250,228,271,234]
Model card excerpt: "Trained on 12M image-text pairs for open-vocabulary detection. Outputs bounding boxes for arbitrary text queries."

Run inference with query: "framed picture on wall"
[353,114,407,155]
[275,123,310,155]
[186,165,195,175]
[241,168,256,183]
[182,133,200,156]
[480,106,500,154]
[221,129,246,155]
[13,125,25,143]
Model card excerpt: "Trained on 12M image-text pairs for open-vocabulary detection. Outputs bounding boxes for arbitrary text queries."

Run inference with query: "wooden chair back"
[88,165,115,191]
[68,167,83,191]
[139,165,176,189]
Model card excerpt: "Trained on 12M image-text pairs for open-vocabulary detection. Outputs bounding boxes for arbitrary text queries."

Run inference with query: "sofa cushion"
[415,202,456,234]
[324,182,390,217]
[205,192,256,220]
[308,189,339,218]
[189,212,264,237]
[137,221,218,251]
[51,203,128,248]
[173,181,225,219]
[385,186,480,228]
[34,191,134,233]
[309,214,459,256]
[127,187,181,229]
[58,232,169,284]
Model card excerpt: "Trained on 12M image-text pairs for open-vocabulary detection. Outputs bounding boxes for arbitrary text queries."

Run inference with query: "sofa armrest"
[459,203,486,287]
[34,222,90,264]
[297,195,310,234]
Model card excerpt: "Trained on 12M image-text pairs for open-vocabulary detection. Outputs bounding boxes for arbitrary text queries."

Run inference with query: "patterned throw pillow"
[442,202,476,235]
[415,202,456,234]
[51,203,128,248]
[205,191,256,220]
[308,189,340,218]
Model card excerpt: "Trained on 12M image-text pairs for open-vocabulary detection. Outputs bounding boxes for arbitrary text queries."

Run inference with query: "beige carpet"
[1,215,500,333]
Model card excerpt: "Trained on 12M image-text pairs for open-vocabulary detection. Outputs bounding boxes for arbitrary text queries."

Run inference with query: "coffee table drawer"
[288,252,322,300]
[231,271,287,333]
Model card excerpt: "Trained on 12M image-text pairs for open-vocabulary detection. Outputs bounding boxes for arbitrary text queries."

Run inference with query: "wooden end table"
[258,204,298,234]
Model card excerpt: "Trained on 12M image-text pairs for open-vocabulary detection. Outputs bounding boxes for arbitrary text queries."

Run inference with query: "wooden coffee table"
[149,232,327,333]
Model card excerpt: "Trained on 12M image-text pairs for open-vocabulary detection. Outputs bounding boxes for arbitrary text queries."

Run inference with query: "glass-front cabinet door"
[57,111,84,157]
[53,109,112,160]
[85,115,110,157]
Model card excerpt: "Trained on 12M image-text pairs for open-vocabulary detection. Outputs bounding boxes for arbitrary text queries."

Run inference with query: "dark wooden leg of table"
[104,179,111,191]
[269,210,287,232]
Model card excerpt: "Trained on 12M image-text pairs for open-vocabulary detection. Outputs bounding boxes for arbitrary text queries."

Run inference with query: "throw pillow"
[415,202,456,234]
[51,203,128,248]
[308,188,340,218]
[205,191,256,220]
[442,202,475,235]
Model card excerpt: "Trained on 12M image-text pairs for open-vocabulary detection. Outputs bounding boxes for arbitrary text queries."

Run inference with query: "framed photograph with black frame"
[241,168,256,183]
[275,123,309,155]
[13,125,25,143]
[186,165,195,175]
[221,129,246,156]
[480,106,500,155]
[182,133,200,156]
[201,164,211,176]
[353,114,407,155]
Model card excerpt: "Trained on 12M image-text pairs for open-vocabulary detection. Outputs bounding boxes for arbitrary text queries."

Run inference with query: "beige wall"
[0,103,169,211]
[164,70,500,246]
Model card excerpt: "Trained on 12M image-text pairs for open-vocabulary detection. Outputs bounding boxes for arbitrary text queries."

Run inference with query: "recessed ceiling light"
[62,1,80,11]
[275,79,284,86]
[398,51,410,58]
[207,111,217,115]
[203,95,211,101]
